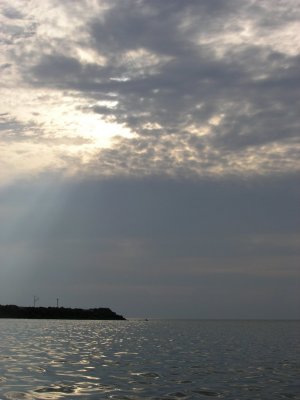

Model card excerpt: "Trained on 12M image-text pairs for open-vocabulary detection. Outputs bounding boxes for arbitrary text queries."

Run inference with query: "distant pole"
[56,298,59,308]
[33,295,39,307]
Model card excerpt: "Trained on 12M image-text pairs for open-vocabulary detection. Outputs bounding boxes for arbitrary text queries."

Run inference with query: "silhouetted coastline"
[0,304,125,320]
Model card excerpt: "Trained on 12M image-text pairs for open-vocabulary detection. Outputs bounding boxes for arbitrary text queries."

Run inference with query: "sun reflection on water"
[0,319,299,399]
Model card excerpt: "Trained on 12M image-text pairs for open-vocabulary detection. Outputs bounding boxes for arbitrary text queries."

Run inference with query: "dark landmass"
[0,304,126,320]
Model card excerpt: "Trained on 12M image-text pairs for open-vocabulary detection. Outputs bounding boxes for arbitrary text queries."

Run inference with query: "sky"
[0,0,299,319]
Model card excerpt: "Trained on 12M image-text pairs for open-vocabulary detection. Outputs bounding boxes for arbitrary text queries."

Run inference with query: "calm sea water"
[0,319,299,399]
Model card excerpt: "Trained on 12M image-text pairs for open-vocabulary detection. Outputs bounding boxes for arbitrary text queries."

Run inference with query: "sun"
[52,108,135,150]
[29,92,134,150]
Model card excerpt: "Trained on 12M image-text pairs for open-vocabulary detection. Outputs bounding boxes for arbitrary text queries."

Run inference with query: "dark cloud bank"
[1,174,299,318]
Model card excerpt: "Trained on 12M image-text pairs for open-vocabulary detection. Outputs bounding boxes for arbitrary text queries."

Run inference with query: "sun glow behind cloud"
[0,82,134,180]
[0,0,134,181]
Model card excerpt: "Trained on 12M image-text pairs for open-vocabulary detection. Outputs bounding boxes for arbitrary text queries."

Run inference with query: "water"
[0,319,299,399]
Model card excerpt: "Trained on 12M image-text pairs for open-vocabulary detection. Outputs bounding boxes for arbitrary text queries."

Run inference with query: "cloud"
[2,6,24,20]
[1,0,299,182]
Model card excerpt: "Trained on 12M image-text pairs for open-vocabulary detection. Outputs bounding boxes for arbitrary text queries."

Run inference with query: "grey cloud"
[1,174,299,317]
[90,1,192,57]
[89,0,235,56]
[3,174,298,241]
[2,7,24,20]
[0,21,37,45]
[0,114,27,135]
[248,0,300,28]
[0,63,12,70]
[32,54,82,81]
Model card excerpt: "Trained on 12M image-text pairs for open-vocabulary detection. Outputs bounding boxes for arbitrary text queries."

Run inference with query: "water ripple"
[0,320,299,400]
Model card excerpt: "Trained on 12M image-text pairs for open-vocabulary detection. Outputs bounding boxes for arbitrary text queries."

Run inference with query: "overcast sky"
[0,0,299,318]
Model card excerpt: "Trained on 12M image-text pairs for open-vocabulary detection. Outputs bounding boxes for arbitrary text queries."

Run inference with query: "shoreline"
[0,304,126,320]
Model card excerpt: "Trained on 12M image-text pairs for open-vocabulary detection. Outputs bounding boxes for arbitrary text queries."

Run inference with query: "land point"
[0,304,126,320]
